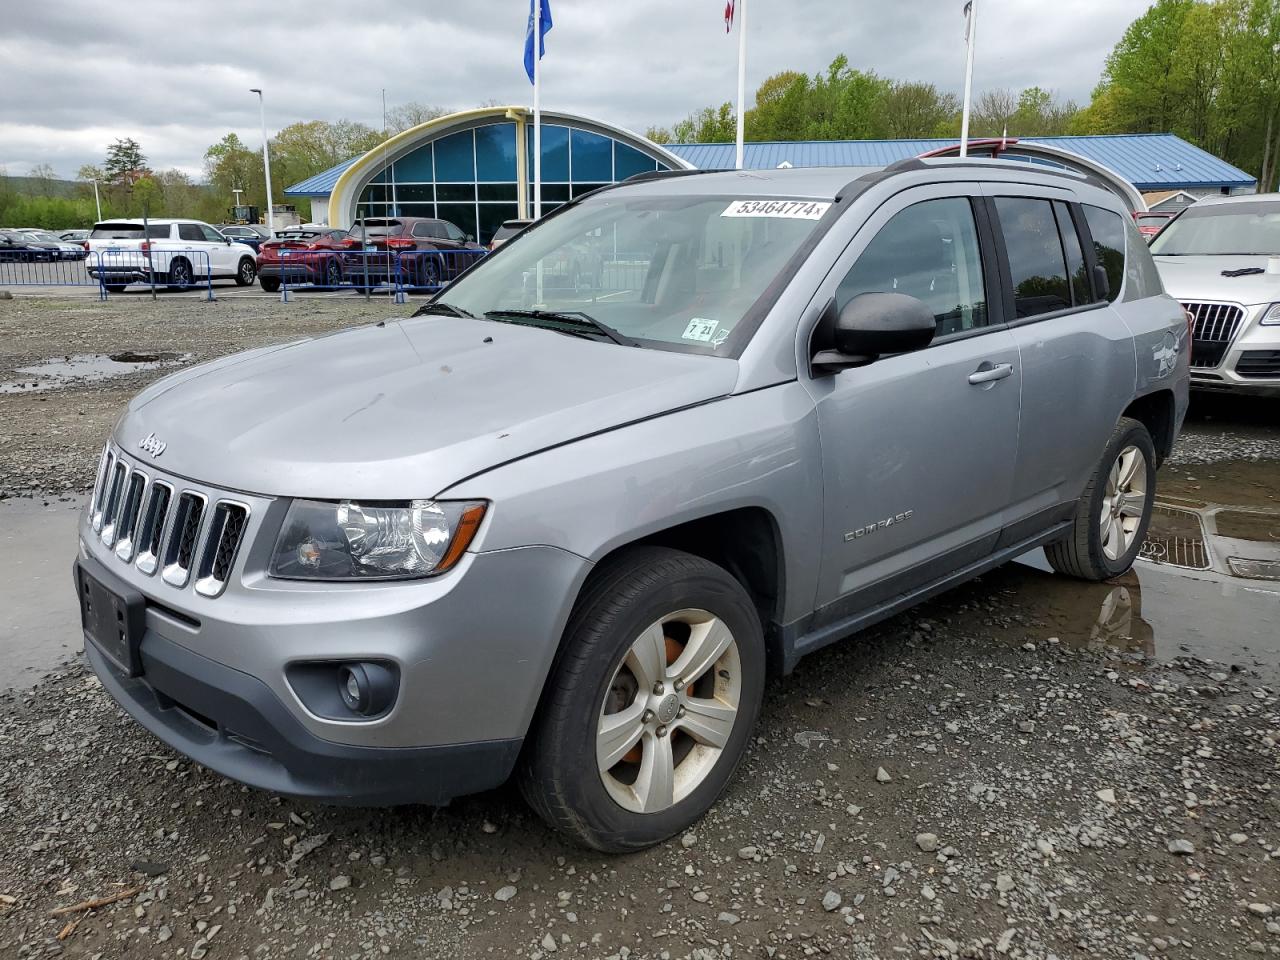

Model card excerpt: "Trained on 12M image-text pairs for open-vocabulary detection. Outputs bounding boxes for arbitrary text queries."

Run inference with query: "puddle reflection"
[0,352,192,394]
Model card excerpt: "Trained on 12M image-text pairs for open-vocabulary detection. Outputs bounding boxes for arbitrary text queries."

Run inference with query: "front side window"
[443,221,466,242]
[1082,205,1126,303]
[994,197,1071,318]
[200,225,224,244]
[837,197,988,336]
[439,193,832,353]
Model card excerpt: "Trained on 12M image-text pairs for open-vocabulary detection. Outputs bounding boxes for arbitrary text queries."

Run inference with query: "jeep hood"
[115,315,739,499]
[1153,254,1280,307]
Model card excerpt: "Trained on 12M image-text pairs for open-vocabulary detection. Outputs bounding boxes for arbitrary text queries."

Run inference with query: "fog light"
[335,662,396,717]
[340,666,364,710]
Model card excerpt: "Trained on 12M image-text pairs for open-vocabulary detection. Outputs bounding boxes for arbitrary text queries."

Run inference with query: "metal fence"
[90,247,216,300]
[273,248,488,302]
[0,248,104,298]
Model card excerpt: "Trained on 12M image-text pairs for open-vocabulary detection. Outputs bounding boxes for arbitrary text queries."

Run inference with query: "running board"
[782,521,1073,673]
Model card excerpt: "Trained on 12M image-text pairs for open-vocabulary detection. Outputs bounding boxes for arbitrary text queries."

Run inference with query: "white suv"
[86,218,258,292]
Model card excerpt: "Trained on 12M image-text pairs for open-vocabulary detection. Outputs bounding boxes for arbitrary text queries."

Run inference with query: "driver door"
[806,185,1022,625]
[201,224,237,274]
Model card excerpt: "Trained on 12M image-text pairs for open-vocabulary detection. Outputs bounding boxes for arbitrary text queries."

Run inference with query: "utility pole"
[250,88,275,232]
[91,179,102,222]
[959,0,979,157]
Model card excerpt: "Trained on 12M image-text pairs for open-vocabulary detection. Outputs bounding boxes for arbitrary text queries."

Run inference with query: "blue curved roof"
[285,133,1254,197]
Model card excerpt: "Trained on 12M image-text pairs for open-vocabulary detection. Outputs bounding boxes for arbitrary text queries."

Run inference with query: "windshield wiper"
[413,300,480,320]
[484,309,638,347]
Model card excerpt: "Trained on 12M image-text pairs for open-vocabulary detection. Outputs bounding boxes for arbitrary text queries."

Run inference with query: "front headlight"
[1261,303,1280,326]
[269,499,487,581]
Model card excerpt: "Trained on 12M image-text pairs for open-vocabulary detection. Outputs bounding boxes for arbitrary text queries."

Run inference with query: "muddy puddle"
[0,496,85,689]
[0,351,192,394]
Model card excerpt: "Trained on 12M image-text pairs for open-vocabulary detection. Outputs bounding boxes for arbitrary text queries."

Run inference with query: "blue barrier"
[0,247,103,298]
[90,247,215,300]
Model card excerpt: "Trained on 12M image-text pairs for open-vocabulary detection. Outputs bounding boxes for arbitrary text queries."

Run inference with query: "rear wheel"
[235,258,256,286]
[322,257,342,288]
[105,284,127,294]
[1045,417,1156,581]
[259,276,280,293]
[166,257,193,290]
[520,547,765,852]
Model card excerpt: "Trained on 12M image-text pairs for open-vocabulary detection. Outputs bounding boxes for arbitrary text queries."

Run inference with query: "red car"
[1133,211,1176,241]
[345,217,486,288]
[257,227,354,292]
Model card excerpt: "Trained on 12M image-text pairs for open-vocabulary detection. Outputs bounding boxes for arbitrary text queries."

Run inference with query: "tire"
[519,546,765,852]
[259,277,280,293]
[322,257,342,288]
[166,258,193,290]
[418,256,440,289]
[105,284,127,294]
[1045,416,1157,582]
[235,258,256,286]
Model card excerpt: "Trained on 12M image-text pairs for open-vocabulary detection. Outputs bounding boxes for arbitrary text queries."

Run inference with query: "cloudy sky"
[1,0,1149,182]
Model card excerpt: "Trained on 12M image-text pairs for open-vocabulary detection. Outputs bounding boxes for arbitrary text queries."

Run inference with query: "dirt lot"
[1,296,1279,960]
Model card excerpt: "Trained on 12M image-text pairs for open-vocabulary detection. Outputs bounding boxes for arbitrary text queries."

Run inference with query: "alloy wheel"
[1100,444,1147,561]
[597,609,741,814]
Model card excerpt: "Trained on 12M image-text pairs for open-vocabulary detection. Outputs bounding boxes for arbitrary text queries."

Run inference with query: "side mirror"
[812,293,936,374]
[465,233,475,243]
[1092,264,1111,300]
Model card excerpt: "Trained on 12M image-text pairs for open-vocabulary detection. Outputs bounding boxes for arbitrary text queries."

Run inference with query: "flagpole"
[533,0,543,220]
[959,0,978,158]
[734,0,747,170]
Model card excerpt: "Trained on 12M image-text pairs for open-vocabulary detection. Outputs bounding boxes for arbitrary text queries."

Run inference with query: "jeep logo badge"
[138,433,167,458]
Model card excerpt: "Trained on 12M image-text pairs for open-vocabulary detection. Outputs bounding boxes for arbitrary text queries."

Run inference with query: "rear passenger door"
[807,185,1022,624]
[984,186,1138,531]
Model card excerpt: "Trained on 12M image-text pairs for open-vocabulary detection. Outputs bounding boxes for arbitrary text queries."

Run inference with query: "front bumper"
[1189,304,1280,396]
[82,573,521,806]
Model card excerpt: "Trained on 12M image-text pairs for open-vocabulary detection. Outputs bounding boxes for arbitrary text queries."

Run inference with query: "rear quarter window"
[1082,206,1126,303]
[1123,218,1165,301]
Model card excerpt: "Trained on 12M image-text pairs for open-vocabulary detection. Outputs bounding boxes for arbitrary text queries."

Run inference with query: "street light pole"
[250,88,275,233]
[91,179,102,222]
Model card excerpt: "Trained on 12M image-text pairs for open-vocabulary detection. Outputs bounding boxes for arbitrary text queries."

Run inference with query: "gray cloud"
[0,0,1147,180]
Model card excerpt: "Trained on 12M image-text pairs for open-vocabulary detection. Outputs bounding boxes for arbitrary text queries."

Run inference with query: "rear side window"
[1082,205,1126,303]
[1054,202,1092,306]
[993,197,1071,318]
[837,197,989,335]
[178,223,203,243]
[410,222,437,238]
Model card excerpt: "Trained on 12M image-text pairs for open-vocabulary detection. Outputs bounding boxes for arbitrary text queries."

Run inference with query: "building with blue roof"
[284,107,1256,241]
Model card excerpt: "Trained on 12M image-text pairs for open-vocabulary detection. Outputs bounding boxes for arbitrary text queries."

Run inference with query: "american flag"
[725,0,735,33]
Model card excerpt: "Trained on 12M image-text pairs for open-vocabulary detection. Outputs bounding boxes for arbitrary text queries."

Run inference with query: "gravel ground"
[2,297,1279,959]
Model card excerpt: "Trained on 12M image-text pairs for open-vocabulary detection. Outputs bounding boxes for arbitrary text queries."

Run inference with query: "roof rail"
[621,168,726,185]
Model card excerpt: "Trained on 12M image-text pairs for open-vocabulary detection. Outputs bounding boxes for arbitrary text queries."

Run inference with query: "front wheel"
[235,258,256,286]
[520,547,765,852]
[1045,417,1157,581]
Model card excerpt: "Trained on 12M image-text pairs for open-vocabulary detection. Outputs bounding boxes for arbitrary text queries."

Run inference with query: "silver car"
[75,159,1189,851]
[1151,194,1280,396]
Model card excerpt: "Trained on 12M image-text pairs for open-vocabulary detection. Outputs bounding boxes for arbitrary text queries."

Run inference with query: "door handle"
[968,362,1014,385]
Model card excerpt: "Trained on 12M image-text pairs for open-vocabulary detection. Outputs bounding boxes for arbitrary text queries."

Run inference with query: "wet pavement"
[0,352,191,394]
[0,495,84,688]
[3,458,1278,690]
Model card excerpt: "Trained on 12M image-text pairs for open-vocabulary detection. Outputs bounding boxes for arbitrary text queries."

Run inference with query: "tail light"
[140,241,151,257]
[385,237,416,250]
[339,237,358,248]
[80,241,89,251]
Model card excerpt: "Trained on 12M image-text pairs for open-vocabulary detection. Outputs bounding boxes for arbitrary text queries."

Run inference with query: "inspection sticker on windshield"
[721,199,831,220]
[682,317,718,342]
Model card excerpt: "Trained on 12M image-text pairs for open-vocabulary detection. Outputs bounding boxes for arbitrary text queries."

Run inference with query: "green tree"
[103,138,150,186]
[204,133,262,211]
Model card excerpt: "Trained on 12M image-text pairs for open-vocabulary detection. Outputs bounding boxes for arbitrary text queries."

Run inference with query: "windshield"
[352,218,401,238]
[440,194,831,353]
[1150,202,1280,256]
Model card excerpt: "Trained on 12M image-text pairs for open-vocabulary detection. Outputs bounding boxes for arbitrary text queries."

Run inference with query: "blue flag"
[524,0,552,84]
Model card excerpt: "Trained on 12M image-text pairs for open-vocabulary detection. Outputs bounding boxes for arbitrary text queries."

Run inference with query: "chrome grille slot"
[161,492,207,588]
[113,472,148,561]
[99,461,129,546]
[195,502,250,598]
[90,447,113,532]
[135,481,172,576]
[1182,301,1244,369]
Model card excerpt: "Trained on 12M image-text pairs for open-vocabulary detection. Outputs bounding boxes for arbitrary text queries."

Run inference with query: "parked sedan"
[346,217,485,288]
[220,225,272,253]
[256,227,353,292]
[18,229,89,260]
[0,229,58,261]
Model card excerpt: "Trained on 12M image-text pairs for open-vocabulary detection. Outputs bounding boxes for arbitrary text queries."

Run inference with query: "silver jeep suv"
[75,159,1189,851]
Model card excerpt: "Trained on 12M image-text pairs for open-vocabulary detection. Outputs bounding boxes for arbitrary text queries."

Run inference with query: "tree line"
[648,0,1280,190]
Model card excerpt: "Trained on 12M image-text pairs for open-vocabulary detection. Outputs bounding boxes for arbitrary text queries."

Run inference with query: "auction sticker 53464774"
[722,199,831,220]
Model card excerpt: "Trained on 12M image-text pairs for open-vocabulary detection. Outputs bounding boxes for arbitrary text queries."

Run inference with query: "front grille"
[162,493,206,587]
[1182,301,1245,369]
[86,444,255,598]
[1236,350,1280,379]
[194,502,250,598]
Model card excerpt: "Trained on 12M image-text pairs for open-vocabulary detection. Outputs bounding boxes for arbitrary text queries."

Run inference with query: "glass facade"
[354,121,669,245]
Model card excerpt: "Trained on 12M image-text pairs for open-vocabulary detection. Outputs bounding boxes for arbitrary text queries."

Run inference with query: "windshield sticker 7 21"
[721,200,832,220]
